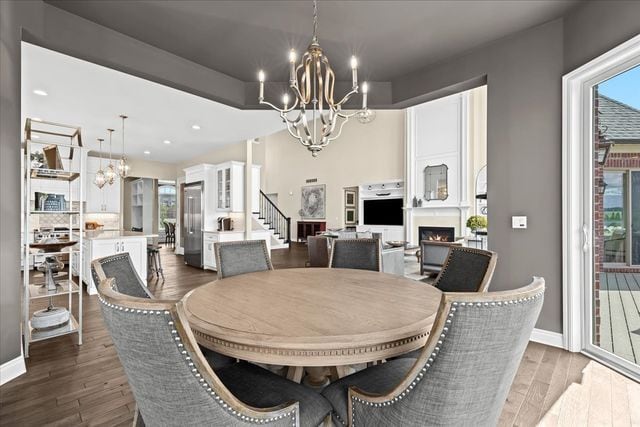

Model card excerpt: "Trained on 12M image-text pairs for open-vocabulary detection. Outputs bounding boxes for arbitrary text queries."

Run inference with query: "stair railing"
[258,190,291,244]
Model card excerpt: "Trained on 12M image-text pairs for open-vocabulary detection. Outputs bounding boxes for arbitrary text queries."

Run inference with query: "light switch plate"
[512,216,527,229]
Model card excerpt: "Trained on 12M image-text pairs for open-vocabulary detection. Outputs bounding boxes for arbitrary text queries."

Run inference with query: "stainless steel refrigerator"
[183,182,203,268]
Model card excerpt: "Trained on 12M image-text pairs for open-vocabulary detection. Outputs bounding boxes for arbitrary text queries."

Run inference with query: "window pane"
[632,172,640,265]
[603,171,626,263]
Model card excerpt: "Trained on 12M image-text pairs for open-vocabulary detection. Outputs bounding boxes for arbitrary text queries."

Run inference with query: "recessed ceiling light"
[31,117,42,122]
[33,89,48,96]
[144,150,151,155]
[163,140,171,144]
[191,124,201,130]
[33,135,40,139]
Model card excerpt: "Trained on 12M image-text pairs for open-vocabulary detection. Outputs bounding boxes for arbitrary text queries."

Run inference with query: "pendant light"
[93,138,106,189]
[117,114,131,178]
[105,128,116,185]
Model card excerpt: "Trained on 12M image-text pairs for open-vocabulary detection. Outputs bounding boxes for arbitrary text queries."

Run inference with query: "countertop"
[203,229,269,234]
[83,230,158,240]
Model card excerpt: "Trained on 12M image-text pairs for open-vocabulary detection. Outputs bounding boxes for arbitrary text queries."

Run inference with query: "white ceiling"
[21,42,287,163]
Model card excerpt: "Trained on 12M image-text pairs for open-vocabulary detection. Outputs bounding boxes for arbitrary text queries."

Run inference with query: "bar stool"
[147,244,164,280]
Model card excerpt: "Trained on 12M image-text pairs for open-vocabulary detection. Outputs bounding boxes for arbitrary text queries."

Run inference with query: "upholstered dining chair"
[329,238,382,272]
[96,278,333,427]
[307,235,330,268]
[214,240,274,279]
[91,253,153,299]
[321,277,545,426]
[92,254,237,372]
[434,246,498,293]
[419,240,462,276]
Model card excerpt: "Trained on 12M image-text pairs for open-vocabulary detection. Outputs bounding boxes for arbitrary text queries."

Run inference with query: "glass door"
[588,63,640,378]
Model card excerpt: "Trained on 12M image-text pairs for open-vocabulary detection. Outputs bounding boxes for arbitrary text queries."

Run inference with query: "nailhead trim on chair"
[98,296,297,425]
[349,291,545,426]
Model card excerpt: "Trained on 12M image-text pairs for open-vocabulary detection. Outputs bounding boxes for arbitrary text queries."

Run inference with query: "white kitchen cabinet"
[203,232,217,270]
[82,233,148,295]
[85,156,120,213]
[215,162,261,213]
[203,230,270,271]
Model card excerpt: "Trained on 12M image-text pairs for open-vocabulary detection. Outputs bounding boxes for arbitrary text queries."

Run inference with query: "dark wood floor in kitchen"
[0,244,616,426]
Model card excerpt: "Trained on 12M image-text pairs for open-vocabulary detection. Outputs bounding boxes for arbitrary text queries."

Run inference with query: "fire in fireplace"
[419,226,455,242]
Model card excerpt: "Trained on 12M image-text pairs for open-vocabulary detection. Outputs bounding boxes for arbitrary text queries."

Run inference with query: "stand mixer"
[31,255,70,330]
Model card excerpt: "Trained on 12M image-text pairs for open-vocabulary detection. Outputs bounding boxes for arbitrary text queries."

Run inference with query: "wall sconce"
[597,178,608,194]
[596,142,613,165]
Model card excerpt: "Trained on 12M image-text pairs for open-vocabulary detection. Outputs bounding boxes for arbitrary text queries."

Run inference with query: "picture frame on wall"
[301,184,326,219]
[345,208,357,225]
[345,189,356,207]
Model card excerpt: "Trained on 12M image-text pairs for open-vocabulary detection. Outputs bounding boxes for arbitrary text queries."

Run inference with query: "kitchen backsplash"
[30,201,120,230]
[84,213,120,230]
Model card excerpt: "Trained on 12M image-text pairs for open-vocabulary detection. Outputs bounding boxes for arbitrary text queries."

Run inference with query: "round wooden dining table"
[183,268,442,385]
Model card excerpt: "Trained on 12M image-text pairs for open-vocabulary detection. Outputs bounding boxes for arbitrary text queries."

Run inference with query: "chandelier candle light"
[93,138,106,189]
[105,128,116,185]
[117,114,131,178]
[257,0,372,157]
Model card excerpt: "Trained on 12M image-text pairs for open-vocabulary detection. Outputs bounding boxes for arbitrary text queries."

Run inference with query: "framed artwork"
[301,184,326,219]
[345,189,357,207]
[345,208,357,225]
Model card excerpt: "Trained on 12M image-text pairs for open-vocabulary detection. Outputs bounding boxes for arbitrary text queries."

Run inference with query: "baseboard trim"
[530,328,564,349]
[0,354,26,386]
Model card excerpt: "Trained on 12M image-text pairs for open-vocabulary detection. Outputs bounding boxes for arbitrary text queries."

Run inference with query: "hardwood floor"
[1,244,637,426]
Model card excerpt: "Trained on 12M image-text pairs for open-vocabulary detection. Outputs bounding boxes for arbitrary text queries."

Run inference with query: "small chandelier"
[257,0,372,157]
[105,128,116,185]
[117,115,131,178]
[93,138,106,189]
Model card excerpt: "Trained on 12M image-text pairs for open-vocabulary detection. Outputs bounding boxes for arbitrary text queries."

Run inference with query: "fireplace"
[419,226,455,242]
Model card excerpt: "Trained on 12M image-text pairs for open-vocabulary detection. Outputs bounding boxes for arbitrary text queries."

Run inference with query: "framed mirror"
[424,164,448,201]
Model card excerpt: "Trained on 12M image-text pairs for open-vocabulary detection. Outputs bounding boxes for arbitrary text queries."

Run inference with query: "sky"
[598,65,640,110]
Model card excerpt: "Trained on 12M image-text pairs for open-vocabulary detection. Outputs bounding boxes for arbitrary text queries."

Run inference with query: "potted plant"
[466,215,488,235]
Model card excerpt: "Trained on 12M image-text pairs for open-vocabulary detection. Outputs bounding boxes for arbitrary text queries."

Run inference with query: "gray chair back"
[420,241,461,275]
[435,246,498,292]
[307,235,329,268]
[96,279,298,426]
[329,238,382,272]
[92,253,153,299]
[214,240,274,279]
[337,231,357,239]
[348,278,545,426]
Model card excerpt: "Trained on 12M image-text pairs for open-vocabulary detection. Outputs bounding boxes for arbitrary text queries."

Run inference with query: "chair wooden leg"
[155,251,164,280]
[285,366,304,383]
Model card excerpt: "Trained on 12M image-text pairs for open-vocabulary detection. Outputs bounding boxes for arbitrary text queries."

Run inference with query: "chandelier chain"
[312,0,318,41]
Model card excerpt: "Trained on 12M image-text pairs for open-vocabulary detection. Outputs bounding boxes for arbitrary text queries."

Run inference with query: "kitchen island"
[73,230,157,295]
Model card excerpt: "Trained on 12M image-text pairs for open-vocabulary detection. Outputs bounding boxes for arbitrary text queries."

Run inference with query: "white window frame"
[563,33,640,380]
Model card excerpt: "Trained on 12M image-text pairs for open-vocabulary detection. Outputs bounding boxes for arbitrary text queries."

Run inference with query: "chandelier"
[105,128,116,185]
[257,0,372,157]
[117,114,131,178]
[93,138,106,189]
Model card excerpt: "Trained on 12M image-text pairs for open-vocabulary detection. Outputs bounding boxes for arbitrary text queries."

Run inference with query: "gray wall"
[2,1,639,364]
[392,1,640,333]
[394,19,566,333]
[0,0,26,365]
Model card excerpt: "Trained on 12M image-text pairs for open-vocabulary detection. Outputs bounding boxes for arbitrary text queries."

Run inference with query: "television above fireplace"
[363,198,404,226]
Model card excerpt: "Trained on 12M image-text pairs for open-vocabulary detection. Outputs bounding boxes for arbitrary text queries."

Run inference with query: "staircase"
[254,190,291,249]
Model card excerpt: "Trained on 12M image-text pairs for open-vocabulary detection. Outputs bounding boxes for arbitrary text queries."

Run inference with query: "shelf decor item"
[256,0,373,157]
[105,128,116,185]
[117,114,131,178]
[93,138,106,189]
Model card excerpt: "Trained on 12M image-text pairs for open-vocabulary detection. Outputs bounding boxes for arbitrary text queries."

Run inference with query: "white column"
[245,139,253,240]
